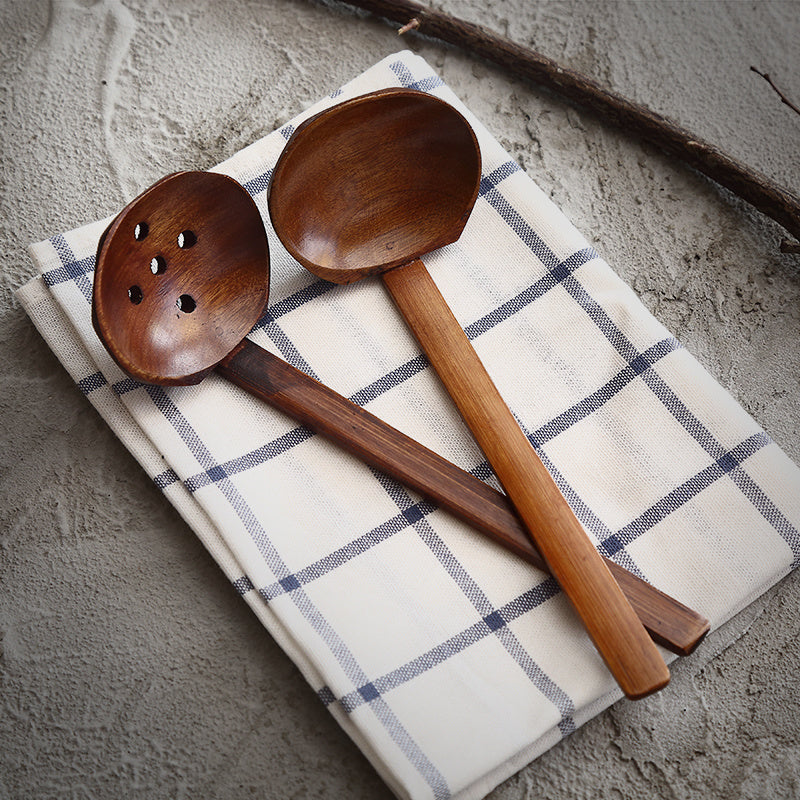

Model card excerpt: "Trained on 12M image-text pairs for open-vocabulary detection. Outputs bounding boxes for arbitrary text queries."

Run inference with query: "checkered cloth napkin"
[18,51,800,800]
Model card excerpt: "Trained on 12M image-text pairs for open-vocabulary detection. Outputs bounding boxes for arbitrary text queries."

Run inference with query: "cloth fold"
[18,52,800,800]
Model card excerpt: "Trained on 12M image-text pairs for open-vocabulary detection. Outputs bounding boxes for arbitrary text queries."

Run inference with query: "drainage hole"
[177,230,197,249]
[176,294,196,313]
[134,222,149,241]
[128,285,143,304]
[150,255,167,275]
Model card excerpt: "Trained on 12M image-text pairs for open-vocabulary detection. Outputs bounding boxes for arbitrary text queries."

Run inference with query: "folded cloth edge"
[15,274,418,800]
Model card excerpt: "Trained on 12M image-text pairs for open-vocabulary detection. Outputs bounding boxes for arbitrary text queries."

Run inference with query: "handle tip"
[622,665,671,700]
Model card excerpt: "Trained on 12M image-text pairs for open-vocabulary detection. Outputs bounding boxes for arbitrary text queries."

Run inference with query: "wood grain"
[92,171,268,385]
[383,259,671,698]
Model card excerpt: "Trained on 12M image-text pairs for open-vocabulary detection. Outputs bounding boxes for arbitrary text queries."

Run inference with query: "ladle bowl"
[269,88,671,699]
[269,88,480,281]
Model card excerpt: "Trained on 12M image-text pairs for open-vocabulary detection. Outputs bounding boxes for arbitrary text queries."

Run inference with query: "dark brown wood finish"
[220,338,709,656]
[269,89,670,698]
[93,171,268,385]
[269,89,481,283]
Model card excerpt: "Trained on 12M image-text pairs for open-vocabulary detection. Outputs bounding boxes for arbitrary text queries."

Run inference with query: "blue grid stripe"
[464,247,597,341]
[257,279,337,321]
[242,169,272,197]
[532,337,682,447]
[561,273,641,362]
[527,442,626,564]
[389,59,445,93]
[604,433,775,554]
[348,354,430,407]
[185,427,316,492]
[77,371,107,395]
[643,369,735,461]
[257,510,419,601]
[731,469,800,567]
[252,283,337,385]
[42,234,95,301]
[480,181,562,270]
[318,686,337,706]
[153,468,180,490]
[261,318,320,381]
[376,473,575,720]
[480,161,523,194]
[112,376,143,395]
[232,575,255,595]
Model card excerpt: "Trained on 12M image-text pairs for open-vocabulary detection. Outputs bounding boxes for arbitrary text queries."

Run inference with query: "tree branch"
[751,67,800,117]
[331,0,800,249]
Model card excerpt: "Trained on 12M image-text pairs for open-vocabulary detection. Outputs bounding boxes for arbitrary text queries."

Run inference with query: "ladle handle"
[382,259,671,699]
[217,339,708,657]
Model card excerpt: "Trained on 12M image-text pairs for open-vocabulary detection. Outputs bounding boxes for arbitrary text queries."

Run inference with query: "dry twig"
[780,239,800,254]
[751,67,800,117]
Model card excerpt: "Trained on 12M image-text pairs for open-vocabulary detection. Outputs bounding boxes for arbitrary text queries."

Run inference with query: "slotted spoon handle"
[217,339,707,659]
[382,258,670,699]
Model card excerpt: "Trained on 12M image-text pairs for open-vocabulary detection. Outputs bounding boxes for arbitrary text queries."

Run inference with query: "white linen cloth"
[18,52,800,800]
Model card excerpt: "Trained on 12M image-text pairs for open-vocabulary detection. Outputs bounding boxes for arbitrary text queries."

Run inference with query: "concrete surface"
[2,1,799,797]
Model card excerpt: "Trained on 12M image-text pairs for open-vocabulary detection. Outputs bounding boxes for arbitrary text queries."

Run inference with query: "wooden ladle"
[268,88,670,698]
[92,171,705,678]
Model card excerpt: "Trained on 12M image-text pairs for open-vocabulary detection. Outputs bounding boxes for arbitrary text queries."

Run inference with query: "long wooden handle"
[217,338,708,657]
[382,259,670,698]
